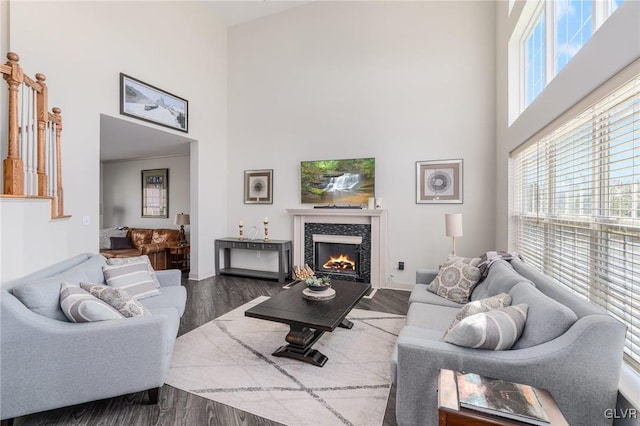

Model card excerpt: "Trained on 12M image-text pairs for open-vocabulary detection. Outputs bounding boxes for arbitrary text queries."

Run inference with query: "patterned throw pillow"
[443,293,512,336]
[102,262,161,300]
[80,283,150,317]
[427,257,482,303]
[443,304,529,350]
[60,283,124,322]
[106,255,161,287]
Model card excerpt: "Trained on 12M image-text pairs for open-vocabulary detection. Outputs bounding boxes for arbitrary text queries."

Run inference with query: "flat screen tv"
[301,157,375,205]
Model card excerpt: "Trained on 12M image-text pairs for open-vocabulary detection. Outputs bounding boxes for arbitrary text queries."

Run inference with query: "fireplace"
[287,209,388,288]
[305,226,369,282]
[313,235,362,278]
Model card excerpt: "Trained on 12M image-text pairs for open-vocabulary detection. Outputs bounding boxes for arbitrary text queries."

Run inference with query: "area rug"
[165,296,405,426]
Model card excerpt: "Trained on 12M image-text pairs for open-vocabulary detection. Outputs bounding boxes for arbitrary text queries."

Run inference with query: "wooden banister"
[2,52,68,218]
[3,52,24,195]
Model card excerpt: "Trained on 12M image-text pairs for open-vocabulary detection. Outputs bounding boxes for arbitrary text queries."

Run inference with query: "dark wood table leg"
[272,324,328,367]
[339,318,354,329]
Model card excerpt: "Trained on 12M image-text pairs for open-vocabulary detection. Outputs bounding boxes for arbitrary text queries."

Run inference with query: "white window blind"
[512,71,640,371]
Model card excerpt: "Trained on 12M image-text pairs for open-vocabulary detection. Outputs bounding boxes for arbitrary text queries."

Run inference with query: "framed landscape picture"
[142,169,169,217]
[120,73,188,133]
[416,159,463,204]
[244,169,273,204]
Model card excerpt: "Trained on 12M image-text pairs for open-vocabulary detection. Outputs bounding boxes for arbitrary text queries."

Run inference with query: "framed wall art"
[120,73,188,133]
[416,159,463,204]
[244,169,273,204]
[142,169,169,217]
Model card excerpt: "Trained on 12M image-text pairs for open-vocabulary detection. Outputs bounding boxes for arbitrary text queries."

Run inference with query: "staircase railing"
[1,52,66,218]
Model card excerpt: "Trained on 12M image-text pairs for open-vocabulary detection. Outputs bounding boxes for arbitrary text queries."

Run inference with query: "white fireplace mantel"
[286,208,389,288]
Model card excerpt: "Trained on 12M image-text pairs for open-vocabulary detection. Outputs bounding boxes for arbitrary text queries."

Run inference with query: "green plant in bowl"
[305,276,331,291]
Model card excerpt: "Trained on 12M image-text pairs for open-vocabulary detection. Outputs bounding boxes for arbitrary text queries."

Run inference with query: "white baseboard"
[189,270,215,281]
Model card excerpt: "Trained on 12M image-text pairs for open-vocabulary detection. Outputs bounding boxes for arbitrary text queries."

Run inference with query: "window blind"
[511,71,640,371]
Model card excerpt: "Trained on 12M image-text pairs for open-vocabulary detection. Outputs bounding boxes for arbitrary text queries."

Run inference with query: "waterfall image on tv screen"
[300,158,375,205]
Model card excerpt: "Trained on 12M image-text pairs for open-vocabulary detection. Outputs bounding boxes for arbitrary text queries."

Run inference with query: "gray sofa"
[392,258,626,426]
[0,253,187,421]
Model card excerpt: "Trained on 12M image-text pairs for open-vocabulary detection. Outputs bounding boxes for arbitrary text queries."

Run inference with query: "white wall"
[227,1,497,286]
[2,1,227,282]
[495,1,640,248]
[102,155,190,235]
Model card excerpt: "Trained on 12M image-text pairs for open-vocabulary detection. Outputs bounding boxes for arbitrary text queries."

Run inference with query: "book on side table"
[437,369,569,426]
[456,372,549,425]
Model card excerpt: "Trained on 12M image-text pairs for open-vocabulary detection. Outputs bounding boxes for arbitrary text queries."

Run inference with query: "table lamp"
[175,213,190,246]
[445,213,463,256]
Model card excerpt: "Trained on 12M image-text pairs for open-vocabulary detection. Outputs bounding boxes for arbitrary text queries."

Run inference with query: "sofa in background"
[100,228,180,270]
[0,253,187,422]
[392,258,626,426]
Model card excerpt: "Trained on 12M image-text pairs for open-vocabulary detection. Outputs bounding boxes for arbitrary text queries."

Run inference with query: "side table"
[437,369,568,426]
[214,238,292,283]
[167,245,190,272]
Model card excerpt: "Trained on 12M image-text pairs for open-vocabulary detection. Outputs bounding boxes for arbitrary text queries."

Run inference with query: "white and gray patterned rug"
[165,296,405,426]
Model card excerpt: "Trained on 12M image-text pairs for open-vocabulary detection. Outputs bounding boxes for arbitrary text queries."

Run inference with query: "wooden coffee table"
[244,280,371,367]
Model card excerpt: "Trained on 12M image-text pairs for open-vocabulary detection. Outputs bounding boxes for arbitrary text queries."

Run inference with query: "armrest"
[416,268,438,284]
[139,242,168,255]
[155,269,181,287]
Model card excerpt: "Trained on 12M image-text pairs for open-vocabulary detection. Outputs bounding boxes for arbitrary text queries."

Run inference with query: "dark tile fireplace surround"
[304,223,371,283]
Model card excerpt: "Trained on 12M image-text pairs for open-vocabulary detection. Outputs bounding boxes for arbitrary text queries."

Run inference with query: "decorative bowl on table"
[305,276,331,292]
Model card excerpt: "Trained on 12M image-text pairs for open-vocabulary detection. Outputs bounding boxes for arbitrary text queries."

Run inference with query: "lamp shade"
[445,213,463,238]
[175,213,190,226]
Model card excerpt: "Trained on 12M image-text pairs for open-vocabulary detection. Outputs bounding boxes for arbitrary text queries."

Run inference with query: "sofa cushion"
[444,293,512,335]
[80,283,150,317]
[409,284,463,308]
[60,283,124,322]
[471,260,531,301]
[509,282,578,349]
[106,255,161,287]
[12,255,108,321]
[443,304,528,350]
[129,228,154,248]
[110,236,133,250]
[406,303,459,331]
[140,285,187,317]
[428,258,481,304]
[103,262,161,300]
[152,229,180,245]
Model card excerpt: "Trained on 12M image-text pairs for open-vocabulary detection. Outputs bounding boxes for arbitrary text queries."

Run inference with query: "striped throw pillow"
[106,255,160,287]
[443,293,513,336]
[443,304,528,350]
[60,283,124,322]
[102,262,161,300]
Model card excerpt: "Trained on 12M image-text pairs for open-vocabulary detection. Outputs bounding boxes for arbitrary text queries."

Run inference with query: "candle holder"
[238,224,244,240]
[263,221,270,242]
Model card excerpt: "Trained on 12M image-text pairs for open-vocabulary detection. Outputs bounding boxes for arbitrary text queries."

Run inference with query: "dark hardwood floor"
[13,275,409,426]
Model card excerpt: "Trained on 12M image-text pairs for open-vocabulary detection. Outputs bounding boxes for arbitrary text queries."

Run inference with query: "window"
[513,0,623,115]
[555,0,592,74]
[525,12,546,106]
[512,71,640,370]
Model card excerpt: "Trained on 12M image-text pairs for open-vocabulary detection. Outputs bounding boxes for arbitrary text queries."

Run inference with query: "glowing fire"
[322,254,356,271]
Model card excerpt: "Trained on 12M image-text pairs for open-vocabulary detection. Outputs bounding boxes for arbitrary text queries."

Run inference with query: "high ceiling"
[204,1,308,27]
[100,1,308,162]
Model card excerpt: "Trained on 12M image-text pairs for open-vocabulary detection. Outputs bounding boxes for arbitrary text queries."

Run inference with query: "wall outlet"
[82,216,90,225]
[398,261,405,270]
[256,251,261,258]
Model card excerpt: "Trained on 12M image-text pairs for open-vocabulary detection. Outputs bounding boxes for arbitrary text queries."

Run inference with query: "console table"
[214,238,292,283]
